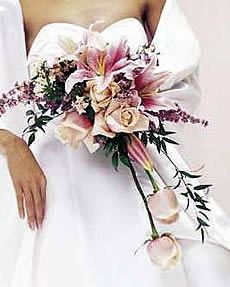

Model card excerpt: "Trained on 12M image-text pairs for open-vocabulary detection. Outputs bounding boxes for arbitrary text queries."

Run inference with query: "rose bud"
[147,188,180,224]
[147,234,182,271]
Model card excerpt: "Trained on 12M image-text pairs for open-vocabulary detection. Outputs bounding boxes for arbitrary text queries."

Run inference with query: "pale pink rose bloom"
[92,99,149,138]
[147,188,180,224]
[54,111,100,153]
[92,111,116,138]
[105,99,149,134]
[126,134,153,171]
[87,80,120,112]
[147,234,182,271]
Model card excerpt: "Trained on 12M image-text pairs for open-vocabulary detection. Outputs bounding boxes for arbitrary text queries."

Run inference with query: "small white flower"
[73,96,89,114]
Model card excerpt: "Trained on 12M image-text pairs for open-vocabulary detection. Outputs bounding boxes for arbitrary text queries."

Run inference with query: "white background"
[177,0,230,215]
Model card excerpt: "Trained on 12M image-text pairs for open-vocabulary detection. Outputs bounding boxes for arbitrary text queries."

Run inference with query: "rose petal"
[92,111,116,138]
[83,130,100,153]
[147,188,180,224]
[147,234,181,270]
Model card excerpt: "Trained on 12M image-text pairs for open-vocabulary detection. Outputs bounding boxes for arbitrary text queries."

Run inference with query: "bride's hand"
[0,130,47,230]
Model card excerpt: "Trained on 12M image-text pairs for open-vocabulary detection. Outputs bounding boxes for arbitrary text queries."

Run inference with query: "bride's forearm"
[0,129,22,156]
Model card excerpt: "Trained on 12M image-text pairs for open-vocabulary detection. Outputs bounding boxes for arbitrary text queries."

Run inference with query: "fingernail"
[38,222,43,229]
[20,213,25,220]
[30,222,36,231]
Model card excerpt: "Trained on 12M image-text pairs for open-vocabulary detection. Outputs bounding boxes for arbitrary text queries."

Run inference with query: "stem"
[145,170,160,193]
[128,160,159,238]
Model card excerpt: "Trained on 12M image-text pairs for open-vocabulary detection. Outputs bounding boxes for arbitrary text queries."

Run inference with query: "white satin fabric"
[0,0,230,286]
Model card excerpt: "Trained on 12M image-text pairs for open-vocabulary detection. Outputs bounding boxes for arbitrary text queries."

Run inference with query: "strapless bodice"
[28,18,149,67]
[27,0,201,93]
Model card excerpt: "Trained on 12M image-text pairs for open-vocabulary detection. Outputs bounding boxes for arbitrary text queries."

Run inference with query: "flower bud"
[126,134,153,171]
[147,234,181,270]
[147,188,180,224]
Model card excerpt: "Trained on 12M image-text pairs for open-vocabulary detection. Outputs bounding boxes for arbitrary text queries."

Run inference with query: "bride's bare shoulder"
[144,0,166,35]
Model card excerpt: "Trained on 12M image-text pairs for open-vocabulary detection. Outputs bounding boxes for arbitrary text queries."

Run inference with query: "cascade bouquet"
[0,25,211,271]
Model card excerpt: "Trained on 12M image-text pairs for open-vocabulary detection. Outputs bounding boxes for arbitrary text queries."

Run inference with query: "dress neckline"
[24,0,171,58]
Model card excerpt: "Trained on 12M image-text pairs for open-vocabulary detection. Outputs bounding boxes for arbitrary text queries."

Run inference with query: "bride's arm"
[0,0,47,230]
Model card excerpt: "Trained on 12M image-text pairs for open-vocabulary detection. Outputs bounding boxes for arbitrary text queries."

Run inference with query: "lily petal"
[126,134,153,171]
[65,69,95,94]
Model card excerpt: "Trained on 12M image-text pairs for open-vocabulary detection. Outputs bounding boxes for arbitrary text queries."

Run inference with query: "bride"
[0,0,230,286]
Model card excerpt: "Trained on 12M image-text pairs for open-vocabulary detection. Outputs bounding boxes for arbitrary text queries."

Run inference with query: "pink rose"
[87,80,120,112]
[147,188,180,224]
[54,111,99,153]
[147,234,182,270]
[105,99,149,134]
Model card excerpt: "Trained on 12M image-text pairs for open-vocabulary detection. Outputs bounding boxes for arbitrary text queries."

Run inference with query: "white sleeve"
[0,0,28,135]
[152,0,201,113]
[141,0,230,250]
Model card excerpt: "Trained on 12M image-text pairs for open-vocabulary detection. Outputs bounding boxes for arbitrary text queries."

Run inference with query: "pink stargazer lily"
[65,35,132,94]
[126,134,153,171]
[134,57,172,111]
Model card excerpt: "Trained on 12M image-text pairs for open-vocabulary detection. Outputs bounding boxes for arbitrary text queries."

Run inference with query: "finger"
[14,186,25,220]
[23,189,36,231]
[40,176,47,209]
[32,184,44,229]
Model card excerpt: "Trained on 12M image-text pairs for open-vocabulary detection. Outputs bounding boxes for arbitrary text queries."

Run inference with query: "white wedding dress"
[0,0,230,286]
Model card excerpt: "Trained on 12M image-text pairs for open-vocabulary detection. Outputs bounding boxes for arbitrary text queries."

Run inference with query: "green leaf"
[201,228,205,243]
[156,137,161,153]
[141,133,148,146]
[174,180,181,189]
[195,223,202,231]
[180,171,201,179]
[194,184,212,191]
[38,126,46,133]
[27,117,34,125]
[38,115,53,122]
[26,110,35,116]
[112,152,119,171]
[105,141,114,157]
[37,103,44,110]
[160,131,176,136]
[184,198,190,212]
[186,187,195,201]
[196,204,211,212]
[173,170,179,178]
[163,137,179,145]
[194,192,209,204]
[199,211,209,221]
[197,217,210,227]
[149,133,157,144]
[28,133,35,146]
[86,106,95,122]
[119,154,131,167]
[161,140,167,154]
[181,192,188,197]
